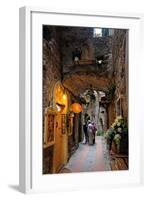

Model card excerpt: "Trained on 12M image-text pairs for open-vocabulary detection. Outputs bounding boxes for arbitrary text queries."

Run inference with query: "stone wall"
[107,98,116,127]
[59,27,94,71]
[43,26,62,115]
[43,26,62,174]
[98,106,107,131]
[106,29,128,127]
[93,36,113,73]
[113,29,128,120]
[59,27,113,75]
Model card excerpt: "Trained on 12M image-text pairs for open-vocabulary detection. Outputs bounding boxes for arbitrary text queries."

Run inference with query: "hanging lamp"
[71,103,82,113]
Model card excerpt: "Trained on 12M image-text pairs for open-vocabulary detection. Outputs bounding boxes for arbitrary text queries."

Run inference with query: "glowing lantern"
[71,103,82,113]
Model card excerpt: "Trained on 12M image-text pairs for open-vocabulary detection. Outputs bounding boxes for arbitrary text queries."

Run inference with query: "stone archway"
[63,71,112,97]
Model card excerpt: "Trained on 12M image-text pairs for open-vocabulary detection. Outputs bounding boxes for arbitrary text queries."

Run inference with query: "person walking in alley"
[87,121,94,145]
[92,122,97,144]
[83,122,89,144]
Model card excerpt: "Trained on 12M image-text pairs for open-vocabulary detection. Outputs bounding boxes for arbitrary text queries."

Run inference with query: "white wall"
[0,0,146,199]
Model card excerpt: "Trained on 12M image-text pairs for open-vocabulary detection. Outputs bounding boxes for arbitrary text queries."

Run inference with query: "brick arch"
[63,72,111,96]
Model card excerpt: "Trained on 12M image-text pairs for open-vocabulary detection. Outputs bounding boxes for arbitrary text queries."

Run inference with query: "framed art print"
[19,7,144,193]
[44,109,56,146]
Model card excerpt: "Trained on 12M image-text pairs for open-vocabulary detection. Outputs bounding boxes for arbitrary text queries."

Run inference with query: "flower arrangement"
[105,115,128,153]
[111,116,124,131]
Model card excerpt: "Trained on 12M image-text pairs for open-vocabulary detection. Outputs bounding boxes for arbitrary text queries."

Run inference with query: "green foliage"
[104,128,115,140]
[105,116,128,151]
[96,130,104,136]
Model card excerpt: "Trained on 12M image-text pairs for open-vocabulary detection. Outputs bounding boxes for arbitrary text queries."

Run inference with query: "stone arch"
[63,72,111,96]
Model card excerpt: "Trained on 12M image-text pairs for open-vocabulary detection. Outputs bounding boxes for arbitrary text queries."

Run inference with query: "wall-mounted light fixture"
[56,102,65,112]
[62,94,67,100]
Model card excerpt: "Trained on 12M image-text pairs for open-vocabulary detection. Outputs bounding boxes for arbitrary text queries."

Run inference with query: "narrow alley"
[42,26,129,174]
[64,136,111,173]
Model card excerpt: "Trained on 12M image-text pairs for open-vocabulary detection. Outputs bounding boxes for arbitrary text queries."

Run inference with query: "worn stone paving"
[65,136,111,173]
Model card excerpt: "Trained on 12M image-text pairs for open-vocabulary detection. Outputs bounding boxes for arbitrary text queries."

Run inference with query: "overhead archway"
[63,71,112,96]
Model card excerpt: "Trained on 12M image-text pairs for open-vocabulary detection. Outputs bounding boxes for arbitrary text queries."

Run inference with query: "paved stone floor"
[65,136,111,173]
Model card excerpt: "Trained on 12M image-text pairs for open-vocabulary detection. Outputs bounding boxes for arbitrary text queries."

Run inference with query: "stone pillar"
[94,91,99,129]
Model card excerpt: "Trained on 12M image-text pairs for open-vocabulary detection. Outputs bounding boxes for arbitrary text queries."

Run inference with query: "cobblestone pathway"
[65,136,111,173]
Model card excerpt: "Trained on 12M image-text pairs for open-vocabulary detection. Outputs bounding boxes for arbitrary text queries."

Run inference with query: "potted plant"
[105,116,128,154]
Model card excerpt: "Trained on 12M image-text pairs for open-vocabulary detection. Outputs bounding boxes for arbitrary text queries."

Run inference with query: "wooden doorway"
[54,114,63,172]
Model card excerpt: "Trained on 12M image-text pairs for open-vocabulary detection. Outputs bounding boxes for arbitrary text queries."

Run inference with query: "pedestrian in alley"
[92,122,97,144]
[87,121,94,145]
[83,122,89,144]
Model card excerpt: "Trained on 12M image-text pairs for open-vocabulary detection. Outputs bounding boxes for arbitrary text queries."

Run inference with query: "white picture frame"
[19,7,144,194]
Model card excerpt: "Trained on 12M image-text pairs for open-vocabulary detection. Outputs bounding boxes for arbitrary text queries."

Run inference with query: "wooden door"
[54,114,63,172]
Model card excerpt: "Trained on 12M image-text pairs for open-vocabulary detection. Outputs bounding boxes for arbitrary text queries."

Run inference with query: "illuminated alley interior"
[43,26,128,174]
